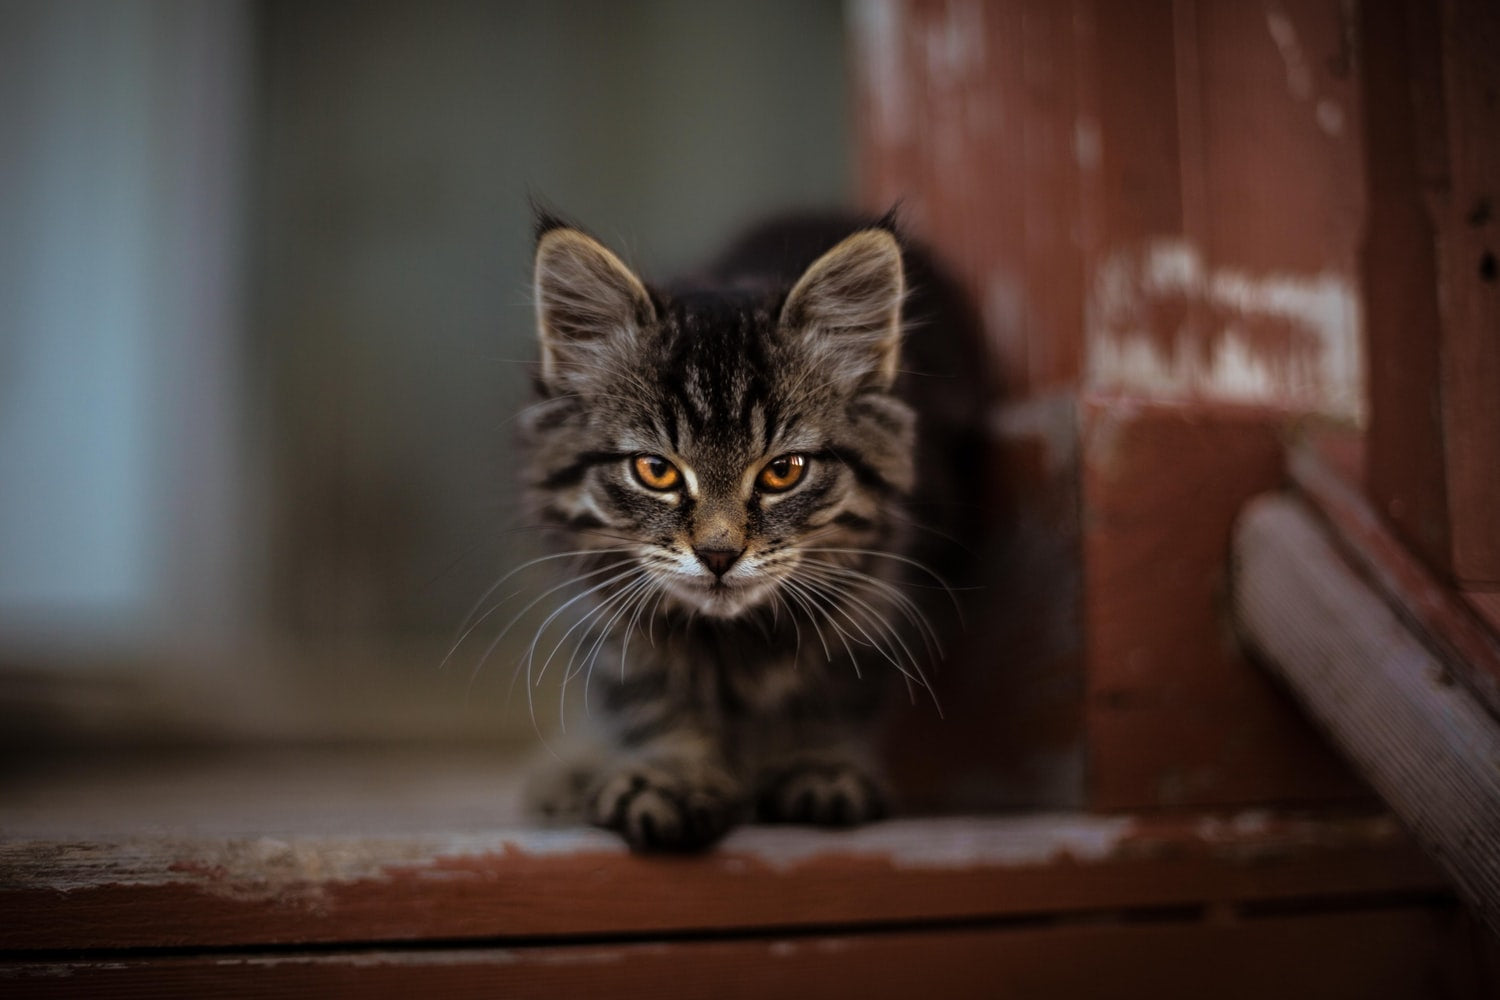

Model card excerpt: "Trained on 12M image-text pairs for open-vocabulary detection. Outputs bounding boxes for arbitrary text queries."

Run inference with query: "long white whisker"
[781,576,861,677]
[564,572,653,696]
[793,574,911,686]
[796,565,941,714]
[800,559,944,663]
[778,579,832,663]
[799,547,965,624]
[481,555,639,679]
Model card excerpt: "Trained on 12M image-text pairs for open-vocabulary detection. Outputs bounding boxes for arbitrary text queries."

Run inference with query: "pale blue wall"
[0,1,253,655]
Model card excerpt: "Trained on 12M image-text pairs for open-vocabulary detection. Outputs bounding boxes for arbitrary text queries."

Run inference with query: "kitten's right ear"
[533,227,655,393]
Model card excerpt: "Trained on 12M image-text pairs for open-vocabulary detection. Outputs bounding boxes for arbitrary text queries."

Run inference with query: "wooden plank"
[1191,0,1363,276]
[1078,0,1364,415]
[1234,494,1500,934]
[1081,396,1366,809]
[1359,0,1452,577]
[1361,0,1500,584]
[851,0,1087,396]
[1435,0,1500,583]
[1468,592,1500,639]
[1,907,1483,1000]
[0,809,1439,952]
[1289,440,1500,720]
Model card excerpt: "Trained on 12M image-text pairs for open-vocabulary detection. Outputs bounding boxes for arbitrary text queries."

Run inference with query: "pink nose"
[694,546,743,578]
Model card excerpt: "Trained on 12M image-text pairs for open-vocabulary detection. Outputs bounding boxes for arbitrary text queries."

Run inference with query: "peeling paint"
[984,272,1024,344]
[1074,117,1102,171]
[850,0,910,146]
[1316,99,1345,136]
[1085,240,1363,419]
[991,394,1079,480]
[718,814,1137,872]
[1266,7,1314,101]
[0,828,623,899]
[1,816,1141,898]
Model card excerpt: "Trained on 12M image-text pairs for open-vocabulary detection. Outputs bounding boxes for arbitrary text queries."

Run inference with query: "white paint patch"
[719,813,1136,871]
[1266,7,1314,101]
[1316,99,1345,136]
[849,0,910,146]
[1074,117,1102,171]
[990,393,1078,478]
[1085,240,1363,419]
[984,273,1024,343]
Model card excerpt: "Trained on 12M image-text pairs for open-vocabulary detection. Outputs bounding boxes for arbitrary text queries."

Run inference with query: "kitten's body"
[519,212,987,851]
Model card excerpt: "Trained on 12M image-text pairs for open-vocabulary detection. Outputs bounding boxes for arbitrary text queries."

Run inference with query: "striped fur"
[520,217,934,851]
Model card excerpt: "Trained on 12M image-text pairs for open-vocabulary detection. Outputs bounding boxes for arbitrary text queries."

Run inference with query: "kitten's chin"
[674,579,777,620]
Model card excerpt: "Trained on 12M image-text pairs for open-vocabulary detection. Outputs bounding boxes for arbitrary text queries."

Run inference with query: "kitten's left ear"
[779,228,905,391]
[533,227,656,394]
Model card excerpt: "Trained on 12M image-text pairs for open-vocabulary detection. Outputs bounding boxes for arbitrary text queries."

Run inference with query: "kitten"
[518,210,984,851]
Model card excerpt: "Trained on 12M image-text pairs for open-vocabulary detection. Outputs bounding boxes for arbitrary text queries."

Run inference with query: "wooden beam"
[3,908,1485,1000]
[1233,494,1500,934]
[0,808,1439,952]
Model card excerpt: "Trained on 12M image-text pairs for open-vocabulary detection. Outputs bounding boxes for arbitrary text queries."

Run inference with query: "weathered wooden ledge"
[1233,480,1500,936]
[1,805,1440,953]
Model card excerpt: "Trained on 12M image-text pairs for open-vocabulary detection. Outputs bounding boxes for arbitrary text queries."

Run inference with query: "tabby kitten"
[520,211,962,852]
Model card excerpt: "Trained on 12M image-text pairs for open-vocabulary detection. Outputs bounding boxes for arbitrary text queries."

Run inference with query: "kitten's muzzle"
[693,545,744,579]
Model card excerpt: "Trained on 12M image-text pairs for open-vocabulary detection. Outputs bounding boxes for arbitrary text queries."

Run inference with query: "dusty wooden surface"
[0,747,1443,953]
[1234,495,1500,935]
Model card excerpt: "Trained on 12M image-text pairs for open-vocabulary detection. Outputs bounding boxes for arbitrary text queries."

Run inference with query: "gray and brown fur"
[518,211,983,851]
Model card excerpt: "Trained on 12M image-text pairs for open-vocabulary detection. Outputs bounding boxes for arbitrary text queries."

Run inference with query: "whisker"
[800,558,945,663]
[442,546,635,670]
[799,547,967,624]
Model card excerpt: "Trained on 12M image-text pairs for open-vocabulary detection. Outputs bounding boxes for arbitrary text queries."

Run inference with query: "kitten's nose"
[694,545,743,579]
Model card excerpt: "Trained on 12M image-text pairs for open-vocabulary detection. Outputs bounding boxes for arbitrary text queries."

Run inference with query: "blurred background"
[0,0,853,744]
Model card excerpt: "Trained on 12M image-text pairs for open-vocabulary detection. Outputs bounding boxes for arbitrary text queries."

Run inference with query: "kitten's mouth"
[679,575,774,618]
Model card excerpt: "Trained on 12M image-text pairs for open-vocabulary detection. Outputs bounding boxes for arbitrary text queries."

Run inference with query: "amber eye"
[632,454,681,491]
[757,453,807,493]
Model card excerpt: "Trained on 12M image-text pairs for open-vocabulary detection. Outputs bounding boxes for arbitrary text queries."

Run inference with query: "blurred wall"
[254,0,852,643]
[0,1,253,661]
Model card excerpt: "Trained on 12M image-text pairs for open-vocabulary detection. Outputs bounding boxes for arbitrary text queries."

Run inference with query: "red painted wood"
[1433,0,1500,584]
[1081,397,1367,810]
[2,908,1483,1000]
[1362,0,1500,585]
[1289,439,1500,720]
[0,812,1437,952]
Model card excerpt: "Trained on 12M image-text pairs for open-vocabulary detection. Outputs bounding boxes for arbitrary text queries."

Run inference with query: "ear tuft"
[533,228,655,392]
[779,228,905,390]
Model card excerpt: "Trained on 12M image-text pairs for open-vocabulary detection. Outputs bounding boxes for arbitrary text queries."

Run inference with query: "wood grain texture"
[1290,440,1500,720]
[1234,494,1500,934]
[1435,0,1500,583]
[1361,0,1500,584]
[2,907,1484,1000]
[1081,397,1365,810]
[852,0,1088,395]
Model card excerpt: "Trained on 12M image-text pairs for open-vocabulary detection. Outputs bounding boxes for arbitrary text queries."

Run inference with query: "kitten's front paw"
[756,761,887,827]
[589,763,740,852]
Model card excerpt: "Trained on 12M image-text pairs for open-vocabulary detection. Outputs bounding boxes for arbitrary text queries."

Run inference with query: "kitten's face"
[524,224,915,620]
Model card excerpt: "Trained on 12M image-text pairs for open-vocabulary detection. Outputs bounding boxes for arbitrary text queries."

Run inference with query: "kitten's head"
[522,217,915,620]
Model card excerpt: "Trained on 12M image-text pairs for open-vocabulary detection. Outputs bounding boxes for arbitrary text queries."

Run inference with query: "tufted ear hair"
[533,226,656,394]
[778,228,905,391]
